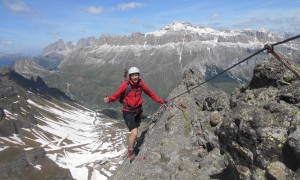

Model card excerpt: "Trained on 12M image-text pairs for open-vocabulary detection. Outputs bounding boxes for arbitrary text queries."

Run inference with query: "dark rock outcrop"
[0,146,74,179]
[110,58,300,179]
[0,107,5,120]
[218,59,300,179]
[249,57,299,88]
[0,67,72,137]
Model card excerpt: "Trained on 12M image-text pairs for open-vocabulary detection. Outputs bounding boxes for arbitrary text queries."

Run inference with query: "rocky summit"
[110,58,300,179]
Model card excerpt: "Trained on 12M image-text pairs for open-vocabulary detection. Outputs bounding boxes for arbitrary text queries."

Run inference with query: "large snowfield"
[0,96,128,179]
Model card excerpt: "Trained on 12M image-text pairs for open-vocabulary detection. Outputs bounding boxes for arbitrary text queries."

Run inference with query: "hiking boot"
[128,147,136,163]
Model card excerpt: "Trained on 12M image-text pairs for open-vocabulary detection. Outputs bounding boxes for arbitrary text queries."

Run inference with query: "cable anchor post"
[264,44,300,79]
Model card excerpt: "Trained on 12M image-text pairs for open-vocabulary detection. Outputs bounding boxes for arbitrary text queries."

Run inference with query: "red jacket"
[108,78,164,111]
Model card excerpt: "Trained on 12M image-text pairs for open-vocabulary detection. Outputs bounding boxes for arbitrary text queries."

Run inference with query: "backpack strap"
[124,80,131,96]
[119,80,131,104]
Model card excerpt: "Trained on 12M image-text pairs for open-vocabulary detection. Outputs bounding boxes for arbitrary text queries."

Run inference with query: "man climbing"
[104,67,166,162]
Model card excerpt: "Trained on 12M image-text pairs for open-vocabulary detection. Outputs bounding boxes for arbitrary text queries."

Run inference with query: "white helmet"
[128,67,140,76]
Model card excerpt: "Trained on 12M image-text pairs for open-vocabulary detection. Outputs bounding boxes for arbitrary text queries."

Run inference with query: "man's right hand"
[104,96,109,103]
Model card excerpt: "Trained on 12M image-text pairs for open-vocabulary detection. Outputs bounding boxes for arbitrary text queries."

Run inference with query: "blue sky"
[0,0,299,55]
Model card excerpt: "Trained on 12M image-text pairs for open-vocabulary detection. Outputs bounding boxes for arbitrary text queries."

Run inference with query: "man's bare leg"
[129,127,138,149]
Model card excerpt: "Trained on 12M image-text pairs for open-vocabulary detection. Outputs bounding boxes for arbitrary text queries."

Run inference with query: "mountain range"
[1,21,300,179]
[0,53,27,68]
[14,22,300,114]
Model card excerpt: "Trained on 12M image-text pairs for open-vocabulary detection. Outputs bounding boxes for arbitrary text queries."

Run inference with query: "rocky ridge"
[110,58,300,179]
[0,68,71,136]
[0,68,128,179]
[0,67,74,179]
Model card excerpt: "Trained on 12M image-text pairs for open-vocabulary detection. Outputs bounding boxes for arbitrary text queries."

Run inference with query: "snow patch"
[0,98,125,179]
[146,21,241,37]
[70,167,89,180]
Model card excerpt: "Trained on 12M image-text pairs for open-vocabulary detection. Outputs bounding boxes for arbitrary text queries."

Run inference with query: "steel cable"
[166,34,300,102]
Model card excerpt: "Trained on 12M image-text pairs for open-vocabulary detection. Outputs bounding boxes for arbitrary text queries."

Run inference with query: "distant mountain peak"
[146,21,236,37]
[41,39,70,56]
[257,28,270,33]
[164,21,196,30]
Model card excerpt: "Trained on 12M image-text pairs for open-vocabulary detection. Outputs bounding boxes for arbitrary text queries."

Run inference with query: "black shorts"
[123,111,142,131]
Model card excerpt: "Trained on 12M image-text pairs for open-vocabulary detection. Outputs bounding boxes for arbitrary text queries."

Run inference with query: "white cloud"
[3,0,30,14]
[3,0,39,18]
[296,13,300,21]
[210,13,219,20]
[47,31,61,36]
[117,2,143,10]
[130,19,140,25]
[129,20,156,30]
[0,39,13,46]
[232,15,300,33]
[86,2,143,14]
[87,6,105,14]
[234,17,265,28]
[143,23,155,30]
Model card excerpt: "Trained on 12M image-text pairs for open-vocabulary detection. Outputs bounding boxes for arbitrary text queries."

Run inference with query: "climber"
[104,67,166,162]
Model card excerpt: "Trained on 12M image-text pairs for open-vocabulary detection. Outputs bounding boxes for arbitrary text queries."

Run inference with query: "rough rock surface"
[110,58,300,179]
[0,68,72,137]
[0,68,76,179]
[0,146,73,180]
